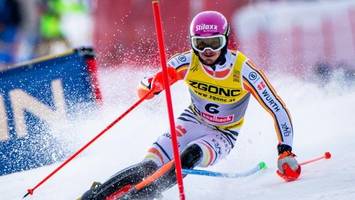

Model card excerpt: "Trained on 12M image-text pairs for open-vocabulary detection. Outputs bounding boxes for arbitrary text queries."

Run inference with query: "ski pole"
[23,90,154,198]
[182,161,267,178]
[300,152,331,166]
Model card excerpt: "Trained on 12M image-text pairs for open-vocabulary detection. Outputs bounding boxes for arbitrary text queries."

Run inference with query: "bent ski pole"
[23,90,154,199]
[182,161,267,178]
[300,152,332,166]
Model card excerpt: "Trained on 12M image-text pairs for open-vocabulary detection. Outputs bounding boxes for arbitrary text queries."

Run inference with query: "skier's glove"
[137,67,179,100]
[276,144,301,182]
[151,67,179,92]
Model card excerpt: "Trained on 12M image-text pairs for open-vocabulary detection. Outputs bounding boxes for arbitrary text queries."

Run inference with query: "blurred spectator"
[36,0,92,57]
[1,0,92,67]
[313,61,355,86]
[0,0,22,66]
[314,61,333,84]
[16,0,40,63]
[36,0,72,56]
[335,62,355,86]
[344,69,355,85]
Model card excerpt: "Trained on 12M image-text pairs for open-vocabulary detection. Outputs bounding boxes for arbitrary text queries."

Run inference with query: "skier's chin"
[199,52,220,65]
[202,58,217,65]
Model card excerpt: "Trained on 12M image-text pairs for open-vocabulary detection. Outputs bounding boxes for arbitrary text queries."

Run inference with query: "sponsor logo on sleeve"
[257,81,266,90]
[248,72,257,80]
[178,55,187,63]
[248,71,260,83]
[261,89,281,112]
[281,123,291,137]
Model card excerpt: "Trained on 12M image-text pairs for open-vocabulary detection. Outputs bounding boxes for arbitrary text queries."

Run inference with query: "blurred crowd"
[313,61,355,86]
[1,0,354,85]
[0,0,92,68]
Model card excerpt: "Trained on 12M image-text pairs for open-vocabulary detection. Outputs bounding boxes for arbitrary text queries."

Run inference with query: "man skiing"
[80,10,301,200]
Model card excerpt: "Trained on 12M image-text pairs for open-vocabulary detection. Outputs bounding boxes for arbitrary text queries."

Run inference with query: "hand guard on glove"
[151,67,179,92]
[137,67,180,99]
[276,144,301,182]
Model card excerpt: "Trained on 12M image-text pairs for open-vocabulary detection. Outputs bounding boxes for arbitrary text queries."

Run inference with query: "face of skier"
[191,35,226,65]
[198,49,221,65]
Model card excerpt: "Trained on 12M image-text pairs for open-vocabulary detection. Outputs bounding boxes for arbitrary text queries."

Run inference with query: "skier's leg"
[116,128,237,199]
[133,128,238,197]
[81,107,236,199]
[123,106,208,199]
[151,143,203,188]
[127,143,203,199]
[144,107,210,167]
[80,160,158,200]
[79,111,202,200]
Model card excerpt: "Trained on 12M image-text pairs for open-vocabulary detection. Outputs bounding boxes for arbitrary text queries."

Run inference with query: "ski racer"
[79,10,301,200]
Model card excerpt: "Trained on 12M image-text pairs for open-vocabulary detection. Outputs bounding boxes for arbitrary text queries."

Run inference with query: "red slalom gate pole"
[151,1,185,200]
[300,152,332,166]
[23,90,154,198]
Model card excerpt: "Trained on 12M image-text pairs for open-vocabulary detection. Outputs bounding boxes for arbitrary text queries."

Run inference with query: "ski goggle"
[191,35,226,53]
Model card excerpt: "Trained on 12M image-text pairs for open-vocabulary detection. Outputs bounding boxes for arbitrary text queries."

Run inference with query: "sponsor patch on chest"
[201,112,234,123]
[188,80,240,97]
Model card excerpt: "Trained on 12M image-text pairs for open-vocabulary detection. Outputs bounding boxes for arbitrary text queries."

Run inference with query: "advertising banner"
[0,47,101,175]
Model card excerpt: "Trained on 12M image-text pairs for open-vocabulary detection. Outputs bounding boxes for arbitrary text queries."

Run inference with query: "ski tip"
[258,161,267,170]
[324,152,332,159]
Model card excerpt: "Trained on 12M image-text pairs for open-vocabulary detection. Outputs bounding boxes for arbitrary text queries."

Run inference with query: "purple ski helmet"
[189,11,230,38]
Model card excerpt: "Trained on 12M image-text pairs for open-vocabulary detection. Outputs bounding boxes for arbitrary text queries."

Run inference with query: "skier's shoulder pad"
[167,50,192,70]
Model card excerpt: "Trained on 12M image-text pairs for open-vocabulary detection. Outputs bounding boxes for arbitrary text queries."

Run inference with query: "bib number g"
[205,103,219,114]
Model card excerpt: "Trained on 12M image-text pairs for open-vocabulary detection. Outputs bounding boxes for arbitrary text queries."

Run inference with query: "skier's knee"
[193,142,219,167]
[180,144,203,169]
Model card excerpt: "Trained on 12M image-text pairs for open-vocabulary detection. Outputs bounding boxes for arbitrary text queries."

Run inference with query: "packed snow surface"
[1,67,354,200]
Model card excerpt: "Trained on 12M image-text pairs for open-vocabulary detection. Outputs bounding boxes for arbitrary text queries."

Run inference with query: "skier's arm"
[137,52,190,99]
[242,60,301,181]
[242,60,294,147]
[137,67,184,99]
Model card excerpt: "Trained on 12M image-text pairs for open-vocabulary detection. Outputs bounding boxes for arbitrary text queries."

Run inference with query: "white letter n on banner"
[10,79,67,138]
